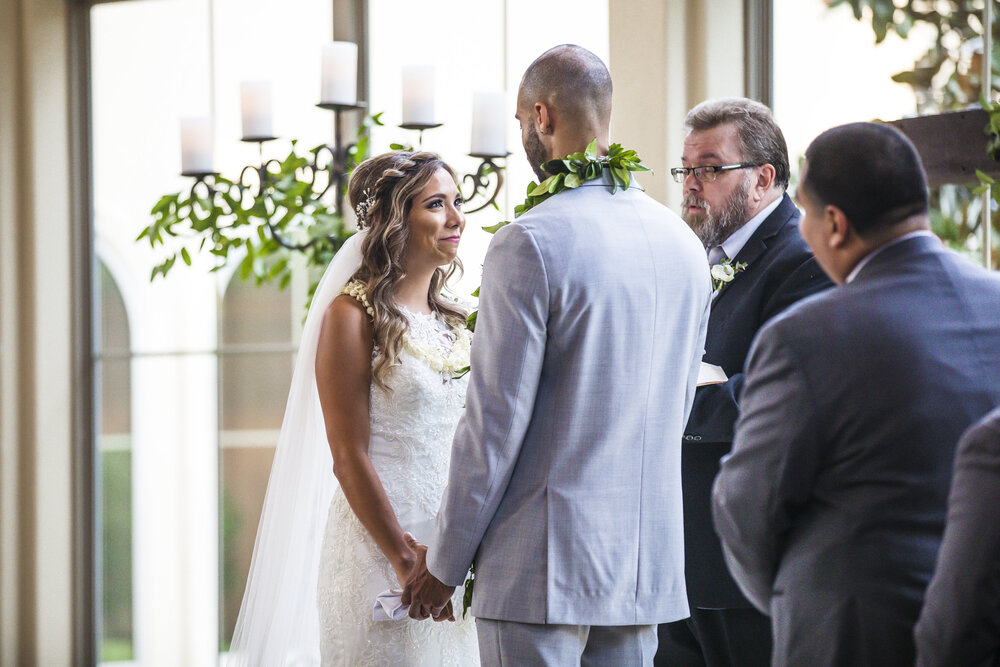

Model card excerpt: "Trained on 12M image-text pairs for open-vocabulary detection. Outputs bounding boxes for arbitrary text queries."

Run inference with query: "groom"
[403,44,711,664]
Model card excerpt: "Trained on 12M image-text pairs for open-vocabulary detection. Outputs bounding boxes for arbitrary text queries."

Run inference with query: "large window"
[773,0,996,266]
[218,274,296,648]
[90,0,331,663]
[95,257,134,661]
[772,0,934,184]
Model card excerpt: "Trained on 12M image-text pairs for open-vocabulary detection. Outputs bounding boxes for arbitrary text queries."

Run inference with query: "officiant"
[655,97,831,667]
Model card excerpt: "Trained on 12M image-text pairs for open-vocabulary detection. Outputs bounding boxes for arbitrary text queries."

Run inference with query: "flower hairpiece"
[354,188,377,227]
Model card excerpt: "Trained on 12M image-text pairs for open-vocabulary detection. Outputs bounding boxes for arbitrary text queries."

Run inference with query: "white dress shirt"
[715,195,784,262]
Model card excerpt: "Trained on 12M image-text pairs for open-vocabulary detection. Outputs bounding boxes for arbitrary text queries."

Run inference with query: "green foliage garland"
[138,113,385,301]
[465,138,650,336]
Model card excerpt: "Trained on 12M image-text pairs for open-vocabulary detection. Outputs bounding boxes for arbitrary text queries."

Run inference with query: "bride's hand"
[392,544,417,588]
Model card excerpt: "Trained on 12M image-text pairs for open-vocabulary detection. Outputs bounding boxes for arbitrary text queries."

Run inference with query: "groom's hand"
[401,533,456,622]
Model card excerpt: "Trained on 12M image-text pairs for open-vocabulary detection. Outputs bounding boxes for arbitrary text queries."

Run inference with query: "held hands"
[400,533,456,622]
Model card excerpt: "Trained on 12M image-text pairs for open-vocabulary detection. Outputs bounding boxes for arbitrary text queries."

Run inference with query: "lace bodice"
[316,303,477,666]
[367,308,469,520]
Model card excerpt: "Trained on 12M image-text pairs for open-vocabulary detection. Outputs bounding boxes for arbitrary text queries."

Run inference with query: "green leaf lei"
[479,138,650,238]
[465,138,649,336]
[457,139,649,616]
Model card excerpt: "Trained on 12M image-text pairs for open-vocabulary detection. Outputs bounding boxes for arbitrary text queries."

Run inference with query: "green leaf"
[482,220,509,234]
[613,166,630,189]
[466,310,478,332]
[564,173,582,188]
[151,194,176,214]
[531,177,555,197]
[584,138,598,159]
[547,173,565,193]
[238,252,254,281]
[267,257,288,280]
[541,158,570,175]
[976,169,996,185]
[180,247,192,266]
[471,286,480,298]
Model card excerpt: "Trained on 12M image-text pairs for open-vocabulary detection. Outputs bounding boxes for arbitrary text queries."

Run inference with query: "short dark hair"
[800,122,929,236]
[519,44,612,124]
[684,97,790,190]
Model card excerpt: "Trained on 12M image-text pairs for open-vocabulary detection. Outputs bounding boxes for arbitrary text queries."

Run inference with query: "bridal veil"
[226,230,366,666]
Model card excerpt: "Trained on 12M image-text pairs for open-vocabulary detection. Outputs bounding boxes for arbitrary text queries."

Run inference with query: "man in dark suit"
[712,122,1000,666]
[656,98,831,667]
[916,406,1000,667]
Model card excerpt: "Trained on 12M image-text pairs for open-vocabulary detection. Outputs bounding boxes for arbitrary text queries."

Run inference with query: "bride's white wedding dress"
[226,232,478,666]
[316,306,480,666]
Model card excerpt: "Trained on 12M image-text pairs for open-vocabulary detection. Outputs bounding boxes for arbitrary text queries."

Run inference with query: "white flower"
[710,259,748,293]
[711,263,736,283]
[403,326,472,375]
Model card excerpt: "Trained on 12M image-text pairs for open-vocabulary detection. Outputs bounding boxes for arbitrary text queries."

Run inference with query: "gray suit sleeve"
[915,413,1000,667]
[426,224,549,586]
[711,323,822,612]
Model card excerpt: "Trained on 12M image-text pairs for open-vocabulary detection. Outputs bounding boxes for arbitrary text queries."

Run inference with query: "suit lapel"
[711,194,799,311]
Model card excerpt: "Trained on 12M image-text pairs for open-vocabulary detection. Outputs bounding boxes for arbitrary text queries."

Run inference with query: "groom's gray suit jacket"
[427,177,711,626]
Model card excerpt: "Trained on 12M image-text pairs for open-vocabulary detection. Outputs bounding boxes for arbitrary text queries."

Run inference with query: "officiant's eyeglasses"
[670,163,761,183]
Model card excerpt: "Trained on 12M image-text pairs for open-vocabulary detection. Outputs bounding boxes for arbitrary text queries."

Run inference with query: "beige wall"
[0,0,745,663]
[610,0,746,209]
[0,0,78,664]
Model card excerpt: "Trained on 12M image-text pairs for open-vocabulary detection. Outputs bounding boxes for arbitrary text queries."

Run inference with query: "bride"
[227,151,480,666]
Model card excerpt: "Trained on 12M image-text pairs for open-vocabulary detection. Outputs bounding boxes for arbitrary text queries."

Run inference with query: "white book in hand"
[697,362,728,386]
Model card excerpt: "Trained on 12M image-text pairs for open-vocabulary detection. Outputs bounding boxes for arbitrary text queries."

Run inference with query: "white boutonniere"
[711,258,748,293]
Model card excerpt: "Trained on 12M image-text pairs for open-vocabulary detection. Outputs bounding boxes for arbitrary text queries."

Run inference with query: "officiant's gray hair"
[684,97,790,191]
[519,44,612,124]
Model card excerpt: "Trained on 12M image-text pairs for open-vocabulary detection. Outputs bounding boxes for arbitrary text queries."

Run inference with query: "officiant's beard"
[524,125,550,182]
[682,175,753,249]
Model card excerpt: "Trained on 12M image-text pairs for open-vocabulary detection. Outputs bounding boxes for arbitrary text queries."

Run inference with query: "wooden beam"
[889,109,1000,187]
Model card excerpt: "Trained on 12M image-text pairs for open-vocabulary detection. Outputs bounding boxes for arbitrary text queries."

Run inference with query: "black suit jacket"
[682,193,832,607]
[916,406,1000,667]
[713,235,1000,666]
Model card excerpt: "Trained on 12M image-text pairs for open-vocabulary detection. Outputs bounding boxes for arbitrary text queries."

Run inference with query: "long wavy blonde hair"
[347,151,467,390]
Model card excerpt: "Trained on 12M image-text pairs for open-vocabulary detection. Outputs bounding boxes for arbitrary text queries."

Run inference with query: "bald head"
[518,44,612,128]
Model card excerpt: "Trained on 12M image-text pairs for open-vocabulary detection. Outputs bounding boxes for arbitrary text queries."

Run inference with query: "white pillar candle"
[240,80,273,139]
[321,42,357,105]
[401,65,435,125]
[180,116,213,174]
[471,91,508,156]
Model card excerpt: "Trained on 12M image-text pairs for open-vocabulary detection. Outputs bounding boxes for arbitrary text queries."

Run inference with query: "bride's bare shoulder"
[318,292,374,357]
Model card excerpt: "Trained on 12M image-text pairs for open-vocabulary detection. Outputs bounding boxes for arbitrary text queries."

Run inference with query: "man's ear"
[534,102,553,134]
[755,164,776,193]
[825,205,852,249]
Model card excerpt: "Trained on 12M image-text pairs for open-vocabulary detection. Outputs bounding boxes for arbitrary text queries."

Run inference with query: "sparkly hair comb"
[354,188,377,227]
